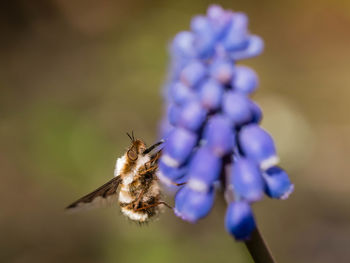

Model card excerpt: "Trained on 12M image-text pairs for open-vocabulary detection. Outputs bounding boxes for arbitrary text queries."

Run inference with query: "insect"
[66,132,173,223]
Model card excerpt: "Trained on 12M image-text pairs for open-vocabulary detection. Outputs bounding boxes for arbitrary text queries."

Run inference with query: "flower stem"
[244,227,276,263]
[223,161,276,262]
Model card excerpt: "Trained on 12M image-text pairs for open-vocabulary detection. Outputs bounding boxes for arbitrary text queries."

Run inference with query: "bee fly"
[66,132,174,223]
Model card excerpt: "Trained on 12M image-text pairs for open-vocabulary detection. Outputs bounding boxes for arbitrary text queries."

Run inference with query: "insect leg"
[134,201,173,211]
[170,181,187,186]
[154,174,186,186]
[143,151,161,171]
[150,150,161,164]
[132,189,145,209]
[139,165,157,175]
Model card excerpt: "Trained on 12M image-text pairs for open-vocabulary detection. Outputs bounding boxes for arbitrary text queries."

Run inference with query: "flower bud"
[171,31,195,58]
[158,160,187,184]
[207,5,224,20]
[239,124,279,170]
[230,35,264,61]
[191,16,216,59]
[199,79,224,110]
[158,118,173,140]
[225,201,256,240]
[170,81,196,105]
[210,58,235,84]
[232,65,258,94]
[167,104,181,126]
[162,127,197,167]
[223,91,252,126]
[230,158,264,202]
[249,101,263,124]
[180,61,207,88]
[187,147,222,192]
[263,166,294,199]
[191,15,213,35]
[178,100,207,131]
[204,115,235,156]
[207,5,232,39]
[175,186,215,223]
[222,12,248,51]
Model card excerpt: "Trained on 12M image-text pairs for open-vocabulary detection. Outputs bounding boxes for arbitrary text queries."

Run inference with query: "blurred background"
[1,0,350,262]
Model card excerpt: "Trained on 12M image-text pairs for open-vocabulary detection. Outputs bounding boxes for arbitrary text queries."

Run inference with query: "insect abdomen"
[118,182,161,222]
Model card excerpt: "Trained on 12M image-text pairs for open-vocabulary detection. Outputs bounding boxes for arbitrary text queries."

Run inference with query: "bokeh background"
[1,0,350,262]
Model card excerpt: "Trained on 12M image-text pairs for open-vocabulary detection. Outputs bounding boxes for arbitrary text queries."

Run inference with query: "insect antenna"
[126,132,134,142]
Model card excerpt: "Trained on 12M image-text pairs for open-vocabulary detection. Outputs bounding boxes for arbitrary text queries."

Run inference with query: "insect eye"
[127,149,138,161]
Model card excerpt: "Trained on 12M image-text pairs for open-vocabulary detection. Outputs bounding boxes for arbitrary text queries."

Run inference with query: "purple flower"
[223,91,254,126]
[239,124,279,170]
[175,186,215,223]
[170,81,196,106]
[232,66,259,95]
[187,146,222,192]
[162,127,197,167]
[180,61,207,88]
[158,5,293,241]
[171,31,195,59]
[222,12,249,51]
[249,101,263,124]
[199,79,224,110]
[231,158,264,202]
[225,201,256,240]
[263,166,294,199]
[167,104,181,126]
[203,115,235,156]
[158,160,188,182]
[210,58,235,84]
[177,100,208,131]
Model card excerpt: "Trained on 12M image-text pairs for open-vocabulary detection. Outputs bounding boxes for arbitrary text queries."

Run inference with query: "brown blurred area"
[1,0,350,262]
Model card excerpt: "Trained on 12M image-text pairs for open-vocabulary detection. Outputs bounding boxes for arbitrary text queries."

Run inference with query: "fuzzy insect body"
[66,134,167,223]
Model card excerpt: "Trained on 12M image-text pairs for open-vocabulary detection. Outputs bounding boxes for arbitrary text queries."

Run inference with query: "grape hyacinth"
[158,5,294,241]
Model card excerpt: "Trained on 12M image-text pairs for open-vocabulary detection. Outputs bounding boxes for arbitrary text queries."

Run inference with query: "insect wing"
[66,176,122,211]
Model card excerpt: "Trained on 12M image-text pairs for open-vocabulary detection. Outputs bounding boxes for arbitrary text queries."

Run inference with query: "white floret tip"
[162,154,180,168]
[260,155,280,171]
[280,184,295,200]
[188,178,209,193]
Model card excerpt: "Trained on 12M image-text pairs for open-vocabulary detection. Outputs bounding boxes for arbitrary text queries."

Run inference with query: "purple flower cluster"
[158,5,294,240]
